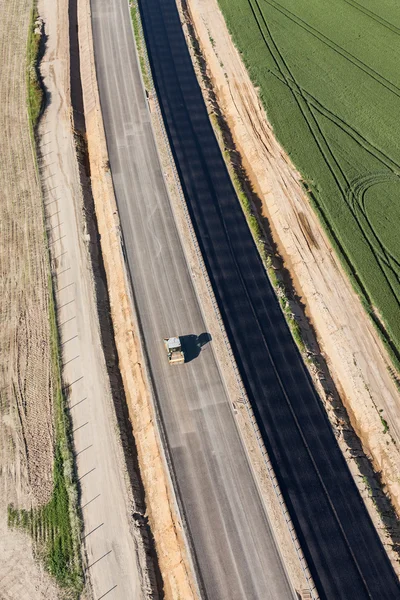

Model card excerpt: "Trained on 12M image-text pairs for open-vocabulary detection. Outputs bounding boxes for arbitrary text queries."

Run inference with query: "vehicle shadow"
[180,332,212,363]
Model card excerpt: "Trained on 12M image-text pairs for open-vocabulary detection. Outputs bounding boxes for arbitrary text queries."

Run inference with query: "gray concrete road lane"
[91,0,296,598]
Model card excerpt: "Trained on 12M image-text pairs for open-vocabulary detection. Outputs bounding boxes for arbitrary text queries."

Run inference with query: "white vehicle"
[163,337,185,365]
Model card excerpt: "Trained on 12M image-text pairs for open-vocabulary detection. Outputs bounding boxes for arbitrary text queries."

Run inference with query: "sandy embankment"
[180,0,400,571]
[77,0,198,597]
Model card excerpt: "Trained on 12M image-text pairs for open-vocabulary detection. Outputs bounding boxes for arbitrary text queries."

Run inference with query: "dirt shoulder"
[180,0,400,573]
[36,0,167,595]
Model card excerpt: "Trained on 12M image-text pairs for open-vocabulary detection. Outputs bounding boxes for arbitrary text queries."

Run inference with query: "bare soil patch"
[0,514,60,600]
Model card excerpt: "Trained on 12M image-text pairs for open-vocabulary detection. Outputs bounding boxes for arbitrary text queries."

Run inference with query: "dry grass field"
[0,0,59,596]
[0,0,54,511]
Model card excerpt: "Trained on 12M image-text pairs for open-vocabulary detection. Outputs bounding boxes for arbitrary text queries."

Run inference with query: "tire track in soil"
[342,0,400,37]
[248,0,400,350]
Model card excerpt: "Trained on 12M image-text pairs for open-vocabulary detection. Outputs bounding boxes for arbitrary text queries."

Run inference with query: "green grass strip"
[130,1,150,90]
[223,136,308,356]
[27,6,44,129]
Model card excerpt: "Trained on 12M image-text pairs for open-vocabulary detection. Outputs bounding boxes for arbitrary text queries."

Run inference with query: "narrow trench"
[67,0,164,596]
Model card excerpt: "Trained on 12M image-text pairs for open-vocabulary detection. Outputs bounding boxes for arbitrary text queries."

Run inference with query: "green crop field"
[217,0,400,363]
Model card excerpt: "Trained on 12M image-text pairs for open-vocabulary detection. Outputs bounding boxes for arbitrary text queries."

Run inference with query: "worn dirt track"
[37,0,164,596]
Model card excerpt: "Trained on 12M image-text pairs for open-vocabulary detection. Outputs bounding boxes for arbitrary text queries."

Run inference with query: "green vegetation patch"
[130,1,150,89]
[27,6,44,128]
[216,0,400,366]
[7,449,80,588]
[220,128,308,355]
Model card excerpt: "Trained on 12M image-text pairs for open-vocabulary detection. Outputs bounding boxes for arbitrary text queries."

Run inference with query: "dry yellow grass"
[0,0,53,506]
[0,0,57,596]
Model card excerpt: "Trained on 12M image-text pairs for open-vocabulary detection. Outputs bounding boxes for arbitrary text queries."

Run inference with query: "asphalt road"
[91,1,297,598]
[136,0,400,598]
